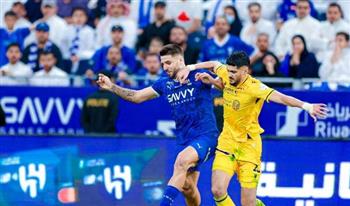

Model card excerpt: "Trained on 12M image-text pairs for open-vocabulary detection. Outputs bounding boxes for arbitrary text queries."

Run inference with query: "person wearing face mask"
[280,35,319,78]
[223,5,243,37]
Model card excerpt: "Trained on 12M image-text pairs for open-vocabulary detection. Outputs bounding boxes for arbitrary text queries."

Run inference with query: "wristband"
[188,64,196,71]
[302,102,313,113]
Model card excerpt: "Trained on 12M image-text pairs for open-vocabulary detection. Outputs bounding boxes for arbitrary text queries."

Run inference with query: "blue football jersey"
[152,70,218,145]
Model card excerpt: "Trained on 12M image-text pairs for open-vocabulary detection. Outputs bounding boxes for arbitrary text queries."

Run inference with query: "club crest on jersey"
[232,100,240,111]
[166,81,174,90]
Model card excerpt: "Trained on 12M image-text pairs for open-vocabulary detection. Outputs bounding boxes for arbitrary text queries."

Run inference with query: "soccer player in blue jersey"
[97,44,218,206]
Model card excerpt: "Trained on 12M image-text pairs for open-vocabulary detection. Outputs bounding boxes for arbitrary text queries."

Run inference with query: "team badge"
[232,100,240,110]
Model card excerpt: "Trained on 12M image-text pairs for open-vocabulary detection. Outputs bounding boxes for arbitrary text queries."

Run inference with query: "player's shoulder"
[154,76,170,85]
[241,75,261,90]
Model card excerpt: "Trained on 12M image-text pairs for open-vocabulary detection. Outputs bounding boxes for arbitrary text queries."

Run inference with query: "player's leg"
[212,169,235,206]
[211,151,236,206]
[160,146,199,206]
[237,135,264,206]
[182,170,200,206]
[241,187,256,206]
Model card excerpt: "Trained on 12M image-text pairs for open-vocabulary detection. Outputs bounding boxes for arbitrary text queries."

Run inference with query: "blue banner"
[0,87,349,138]
[0,135,349,205]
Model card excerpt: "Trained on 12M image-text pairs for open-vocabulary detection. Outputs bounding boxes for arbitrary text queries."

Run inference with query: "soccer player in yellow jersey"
[176,51,328,206]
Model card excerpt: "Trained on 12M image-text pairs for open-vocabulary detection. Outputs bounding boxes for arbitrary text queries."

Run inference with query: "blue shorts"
[176,132,218,171]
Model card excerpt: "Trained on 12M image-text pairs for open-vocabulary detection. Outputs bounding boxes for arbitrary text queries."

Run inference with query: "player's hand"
[96,73,113,91]
[195,72,214,84]
[176,65,190,84]
[308,103,328,122]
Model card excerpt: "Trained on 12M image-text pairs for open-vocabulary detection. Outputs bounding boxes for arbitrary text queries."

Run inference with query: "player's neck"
[237,74,249,86]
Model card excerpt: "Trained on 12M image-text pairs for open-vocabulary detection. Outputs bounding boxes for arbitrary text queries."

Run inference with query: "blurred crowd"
[1,0,350,88]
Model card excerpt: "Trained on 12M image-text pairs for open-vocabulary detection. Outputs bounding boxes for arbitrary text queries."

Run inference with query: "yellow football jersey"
[215,64,275,142]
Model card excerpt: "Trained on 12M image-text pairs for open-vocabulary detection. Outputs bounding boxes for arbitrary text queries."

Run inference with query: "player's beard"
[171,68,180,79]
[229,77,239,86]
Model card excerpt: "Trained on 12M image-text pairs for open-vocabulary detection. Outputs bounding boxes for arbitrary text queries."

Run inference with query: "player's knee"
[182,181,195,196]
[211,183,227,198]
[241,195,255,206]
[174,156,191,172]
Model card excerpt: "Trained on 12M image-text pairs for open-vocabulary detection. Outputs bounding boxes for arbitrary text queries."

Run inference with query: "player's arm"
[268,90,328,121]
[97,73,158,103]
[195,72,224,90]
[176,61,222,83]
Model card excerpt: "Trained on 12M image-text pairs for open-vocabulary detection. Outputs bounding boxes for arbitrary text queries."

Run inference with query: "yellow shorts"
[212,131,262,188]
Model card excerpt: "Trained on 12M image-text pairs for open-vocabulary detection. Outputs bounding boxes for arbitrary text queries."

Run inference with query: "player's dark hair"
[159,44,183,56]
[226,51,250,68]
[248,2,261,10]
[336,31,350,41]
[328,2,344,19]
[4,11,17,18]
[6,42,20,51]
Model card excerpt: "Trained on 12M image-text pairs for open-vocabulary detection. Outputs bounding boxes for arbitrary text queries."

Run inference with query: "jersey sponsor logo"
[167,88,195,104]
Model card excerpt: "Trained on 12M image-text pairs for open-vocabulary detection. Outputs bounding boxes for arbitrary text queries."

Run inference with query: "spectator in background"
[136,1,175,52]
[167,0,202,34]
[137,52,163,88]
[223,5,243,37]
[96,0,137,48]
[275,0,322,59]
[81,70,119,133]
[200,16,254,62]
[277,0,318,23]
[61,7,95,74]
[12,1,32,29]
[235,0,281,23]
[56,0,88,23]
[22,22,63,72]
[92,25,136,75]
[130,0,159,29]
[30,51,69,86]
[240,2,276,47]
[0,11,31,66]
[0,43,33,85]
[250,33,281,76]
[148,37,164,54]
[280,35,319,78]
[320,3,350,50]
[319,32,350,83]
[258,53,282,77]
[208,5,243,38]
[25,0,68,48]
[170,26,199,65]
[25,0,43,22]
[104,46,133,86]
